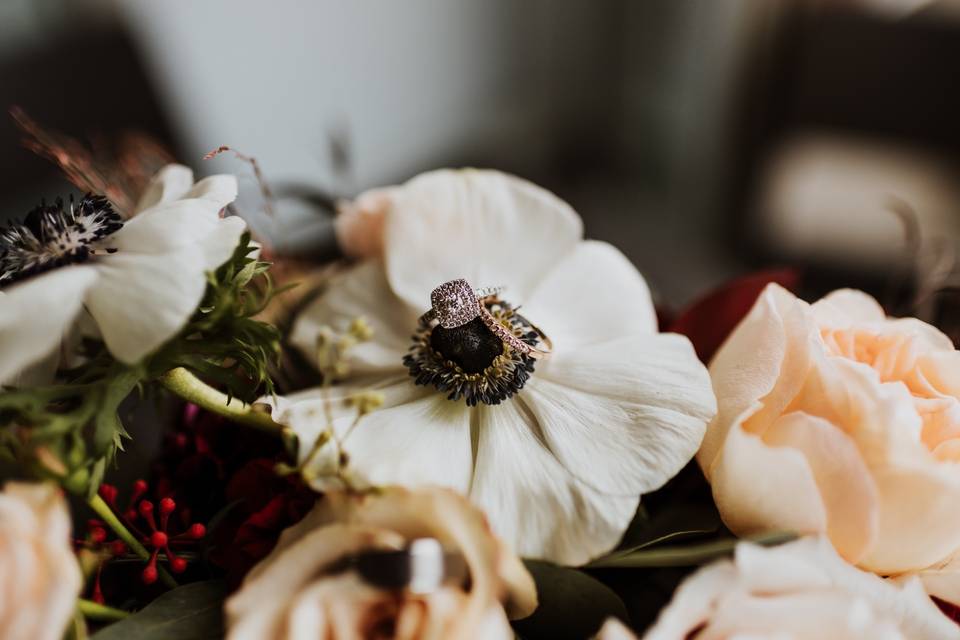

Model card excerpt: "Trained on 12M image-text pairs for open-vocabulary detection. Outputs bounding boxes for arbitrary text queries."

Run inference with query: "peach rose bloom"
[0,482,82,640]
[225,486,536,640]
[642,537,960,640]
[700,284,960,589]
[333,187,396,260]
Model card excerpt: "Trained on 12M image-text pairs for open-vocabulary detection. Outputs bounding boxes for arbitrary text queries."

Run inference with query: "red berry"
[188,523,206,539]
[150,531,168,548]
[159,497,176,515]
[170,557,188,573]
[139,500,154,516]
[89,527,107,544]
[98,484,118,503]
[133,479,148,494]
[110,541,127,556]
[142,566,158,585]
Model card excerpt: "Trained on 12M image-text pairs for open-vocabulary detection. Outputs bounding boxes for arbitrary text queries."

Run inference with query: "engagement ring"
[421,278,551,359]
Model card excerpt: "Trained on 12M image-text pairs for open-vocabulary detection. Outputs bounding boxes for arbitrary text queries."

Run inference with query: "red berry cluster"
[96,480,207,586]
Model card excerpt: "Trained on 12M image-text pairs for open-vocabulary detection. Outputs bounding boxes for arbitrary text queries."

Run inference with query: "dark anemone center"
[404,299,540,406]
[0,194,122,288]
[429,316,504,374]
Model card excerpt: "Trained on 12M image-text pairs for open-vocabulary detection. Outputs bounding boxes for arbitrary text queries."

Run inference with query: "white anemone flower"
[0,164,246,384]
[272,169,716,565]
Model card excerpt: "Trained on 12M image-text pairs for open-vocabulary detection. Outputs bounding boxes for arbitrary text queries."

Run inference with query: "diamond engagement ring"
[421,278,552,358]
[419,279,505,328]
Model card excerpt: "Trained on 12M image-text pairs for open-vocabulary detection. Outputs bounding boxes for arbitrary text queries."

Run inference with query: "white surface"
[115,1,607,191]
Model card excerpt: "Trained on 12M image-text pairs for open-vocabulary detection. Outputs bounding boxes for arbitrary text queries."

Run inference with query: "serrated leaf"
[91,581,226,640]
[92,367,141,456]
[512,560,628,640]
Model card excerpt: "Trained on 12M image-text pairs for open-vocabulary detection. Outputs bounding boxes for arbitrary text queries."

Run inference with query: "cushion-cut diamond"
[430,278,479,328]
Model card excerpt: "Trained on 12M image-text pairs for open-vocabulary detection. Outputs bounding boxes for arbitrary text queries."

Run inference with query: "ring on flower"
[420,278,552,359]
[419,279,505,327]
[333,537,468,594]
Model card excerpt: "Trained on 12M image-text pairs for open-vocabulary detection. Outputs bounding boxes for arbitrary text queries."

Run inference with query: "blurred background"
[4,0,960,309]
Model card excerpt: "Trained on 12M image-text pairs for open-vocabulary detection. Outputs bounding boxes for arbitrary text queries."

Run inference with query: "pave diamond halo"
[418,278,552,361]
[430,278,481,328]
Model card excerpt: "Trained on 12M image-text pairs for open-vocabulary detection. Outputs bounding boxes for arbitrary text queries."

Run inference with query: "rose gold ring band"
[421,278,552,359]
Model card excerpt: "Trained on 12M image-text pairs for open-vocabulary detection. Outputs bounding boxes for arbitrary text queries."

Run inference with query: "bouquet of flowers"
[3,113,960,640]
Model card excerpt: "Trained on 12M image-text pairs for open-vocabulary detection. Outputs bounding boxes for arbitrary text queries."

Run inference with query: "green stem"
[77,599,129,622]
[87,495,178,589]
[159,367,284,436]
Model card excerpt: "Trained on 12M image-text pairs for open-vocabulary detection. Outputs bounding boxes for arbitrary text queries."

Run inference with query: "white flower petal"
[469,400,640,565]
[133,164,195,213]
[84,248,209,364]
[522,241,658,349]
[195,216,248,271]
[645,537,960,640]
[528,334,716,496]
[112,175,241,255]
[384,169,582,310]
[0,268,97,385]
[274,377,474,492]
[290,261,416,376]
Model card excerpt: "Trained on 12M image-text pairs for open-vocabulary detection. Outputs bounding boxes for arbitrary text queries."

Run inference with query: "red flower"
[209,459,316,586]
[669,269,801,363]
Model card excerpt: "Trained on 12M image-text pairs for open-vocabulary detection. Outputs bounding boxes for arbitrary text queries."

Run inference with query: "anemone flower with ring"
[271,169,717,565]
[0,164,246,385]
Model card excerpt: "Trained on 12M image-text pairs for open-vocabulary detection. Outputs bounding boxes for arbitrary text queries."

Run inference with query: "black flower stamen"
[403,299,542,406]
[0,194,122,288]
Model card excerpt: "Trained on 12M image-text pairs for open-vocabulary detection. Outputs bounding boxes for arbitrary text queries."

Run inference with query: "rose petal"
[811,288,887,326]
[699,283,816,476]
[709,419,829,542]
[762,412,880,563]
[669,268,801,363]
[306,488,537,621]
[333,187,396,259]
[859,461,960,573]
[644,538,960,640]
[908,553,960,607]
[384,169,582,311]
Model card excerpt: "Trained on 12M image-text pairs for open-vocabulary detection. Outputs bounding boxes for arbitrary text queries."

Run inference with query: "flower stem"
[77,599,129,622]
[87,495,178,589]
[158,367,285,436]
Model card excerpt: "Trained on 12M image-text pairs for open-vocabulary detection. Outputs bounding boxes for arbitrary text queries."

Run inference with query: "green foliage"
[0,233,282,495]
[587,531,797,569]
[513,561,629,640]
[90,581,226,640]
[150,232,283,402]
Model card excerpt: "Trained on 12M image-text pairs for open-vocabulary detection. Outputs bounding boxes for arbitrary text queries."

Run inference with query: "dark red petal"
[669,268,801,363]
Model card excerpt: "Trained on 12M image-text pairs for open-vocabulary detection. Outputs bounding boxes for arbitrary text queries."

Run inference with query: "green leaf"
[615,502,721,556]
[512,560,629,640]
[92,366,142,456]
[587,531,797,569]
[91,581,226,640]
